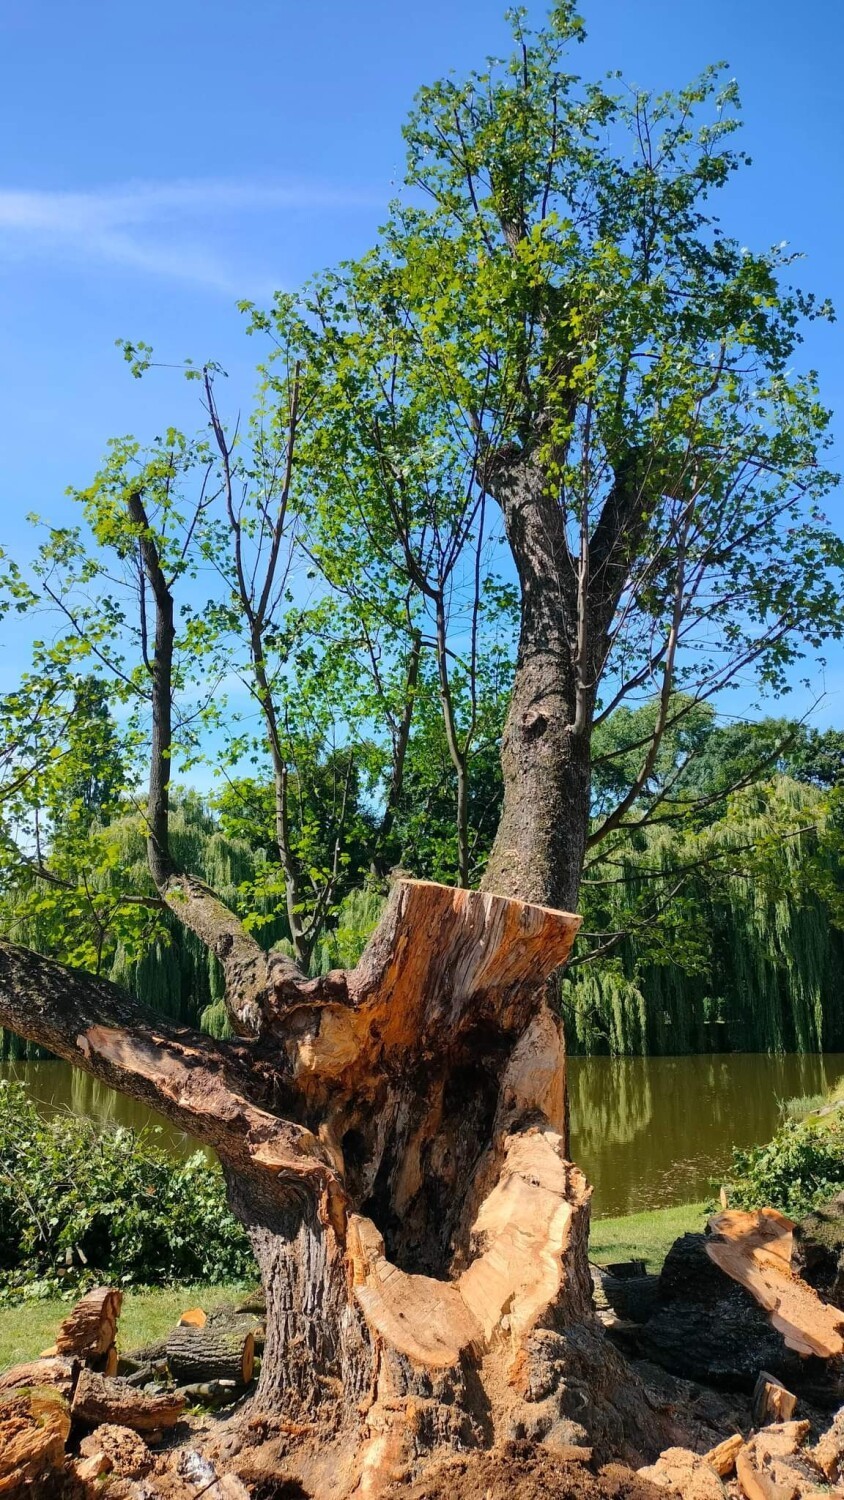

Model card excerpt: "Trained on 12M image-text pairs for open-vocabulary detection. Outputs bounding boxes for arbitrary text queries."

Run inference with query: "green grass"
[0,1283,250,1370]
[589,1201,708,1271]
[0,1202,709,1368]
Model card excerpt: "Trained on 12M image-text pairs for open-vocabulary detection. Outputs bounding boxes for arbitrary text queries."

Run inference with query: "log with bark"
[71,1367,186,1433]
[53,1285,122,1371]
[166,1323,256,1385]
[0,1355,79,1399]
[0,879,675,1494]
[640,1221,844,1406]
[705,1209,844,1359]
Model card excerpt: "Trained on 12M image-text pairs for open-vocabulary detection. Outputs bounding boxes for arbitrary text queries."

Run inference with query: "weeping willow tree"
[566,776,844,1056]
[0,796,387,1058]
[0,796,279,1057]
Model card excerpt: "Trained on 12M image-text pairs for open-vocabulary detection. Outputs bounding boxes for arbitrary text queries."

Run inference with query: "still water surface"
[4,1053,844,1219]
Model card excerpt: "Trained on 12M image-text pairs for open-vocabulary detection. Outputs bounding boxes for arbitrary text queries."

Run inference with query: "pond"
[3,1052,844,1220]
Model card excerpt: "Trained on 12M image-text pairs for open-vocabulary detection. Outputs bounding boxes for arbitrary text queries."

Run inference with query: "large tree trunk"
[0,880,666,1494]
[482,626,591,913]
[481,459,594,914]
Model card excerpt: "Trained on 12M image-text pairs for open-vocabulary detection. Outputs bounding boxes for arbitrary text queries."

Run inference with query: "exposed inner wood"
[0,1356,79,1398]
[0,1388,71,1495]
[0,879,614,1497]
[705,1209,844,1359]
[55,1285,122,1364]
[348,1128,588,1368]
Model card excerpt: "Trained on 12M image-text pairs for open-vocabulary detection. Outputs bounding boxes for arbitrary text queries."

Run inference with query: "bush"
[0,1081,256,1301]
[726,1116,844,1220]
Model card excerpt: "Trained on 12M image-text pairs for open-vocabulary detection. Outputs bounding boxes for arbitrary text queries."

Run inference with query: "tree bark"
[166,1325,256,1386]
[71,1369,186,1433]
[481,458,593,913]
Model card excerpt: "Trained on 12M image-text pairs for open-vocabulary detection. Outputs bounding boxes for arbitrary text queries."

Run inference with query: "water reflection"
[0,1060,204,1159]
[569,1053,844,1217]
[5,1054,844,1221]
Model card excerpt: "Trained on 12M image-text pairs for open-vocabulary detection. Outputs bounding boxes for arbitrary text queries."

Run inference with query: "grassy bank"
[589,1201,707,1270]
[0,1283,249,1369]
[0,1202,708,1369]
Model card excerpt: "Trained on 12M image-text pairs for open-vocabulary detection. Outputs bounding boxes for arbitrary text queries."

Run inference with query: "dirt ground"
[383,1443,666,1500]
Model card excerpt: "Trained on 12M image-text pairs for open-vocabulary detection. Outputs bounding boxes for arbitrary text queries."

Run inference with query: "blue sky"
[1,0,842,721]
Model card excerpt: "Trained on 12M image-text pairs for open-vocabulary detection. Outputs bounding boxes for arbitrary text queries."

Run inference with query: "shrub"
[725,1116,844,1220]
[0,1081,256,1300]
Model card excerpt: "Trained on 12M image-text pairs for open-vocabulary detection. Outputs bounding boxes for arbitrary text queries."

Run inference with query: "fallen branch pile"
[8,1202,844,1497]
[0,1285,261,1497]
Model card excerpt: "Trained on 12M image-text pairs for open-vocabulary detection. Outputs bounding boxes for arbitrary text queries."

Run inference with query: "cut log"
[0,1387,70,1495]
[166,1324,255,1386]
[178,1306,207,1328]
[0,1355,79,1399]
[639,1232,844,1402]
[704,1433,744,1478]
[592,1268,660,1325]
[751,1372,797,1428]
[71,1367,186,1432]
[705,1209,844,1359]
[55,1285,122,1363]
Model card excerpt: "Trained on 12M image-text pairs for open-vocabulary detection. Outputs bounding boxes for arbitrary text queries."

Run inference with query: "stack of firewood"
[0,1285,259,1497]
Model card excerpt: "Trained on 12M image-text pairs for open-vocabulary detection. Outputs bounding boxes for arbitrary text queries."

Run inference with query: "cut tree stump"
[0,879,684,1494]
[71,1367,186,1432]
[55,1285,122,1369]
[0,1387,70,1495]
[166,1324,256,1385]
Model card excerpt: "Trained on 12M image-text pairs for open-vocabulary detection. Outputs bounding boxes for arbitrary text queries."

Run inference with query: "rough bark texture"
[0,878,671,1495]
[71,1368,186,1432]
[639,1231,844,1406]
[481,460,593,913]
[166,1325,255,1386]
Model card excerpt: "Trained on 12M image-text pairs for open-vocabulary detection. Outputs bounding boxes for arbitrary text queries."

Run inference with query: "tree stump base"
[0,879,677,1495]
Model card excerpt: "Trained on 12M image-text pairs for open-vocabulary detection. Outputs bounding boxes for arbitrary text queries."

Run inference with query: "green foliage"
[0,1081,255,1301]
[568,772,844,1055]
[725,1116,844,1219]
[308,885,384,974]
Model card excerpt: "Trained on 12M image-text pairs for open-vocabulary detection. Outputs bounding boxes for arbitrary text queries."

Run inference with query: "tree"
[0,318,610,1488]
[0,6,842,1487]
[304,2,840,914]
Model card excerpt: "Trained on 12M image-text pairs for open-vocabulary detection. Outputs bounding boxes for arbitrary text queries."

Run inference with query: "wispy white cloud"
[0,178,385,292]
